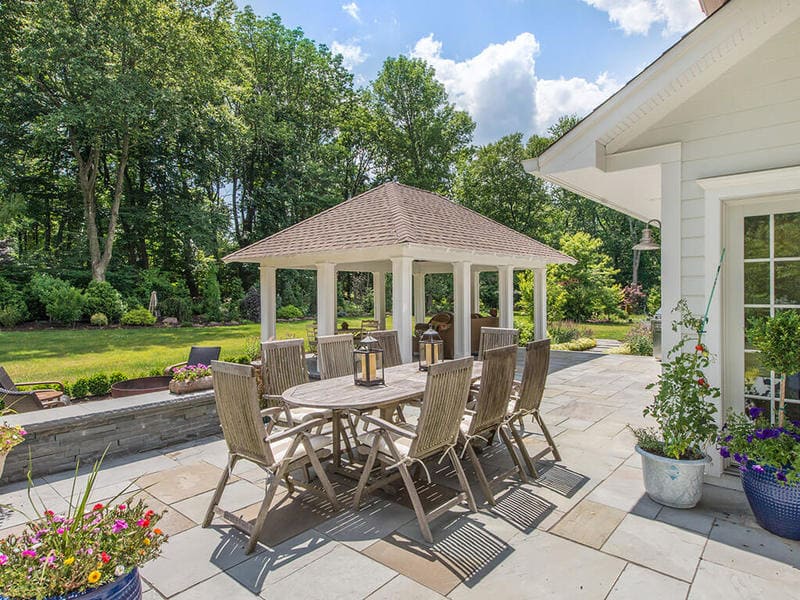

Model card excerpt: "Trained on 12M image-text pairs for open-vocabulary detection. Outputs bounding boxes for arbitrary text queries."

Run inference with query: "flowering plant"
[718,406,800,485]
[0,406,27,454]
[170,363,212,382]
[633,300,719,460]
[0,460,167,599]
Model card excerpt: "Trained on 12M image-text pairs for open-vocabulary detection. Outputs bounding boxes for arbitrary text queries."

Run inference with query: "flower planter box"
[169,376,213,395]
[741,464,800,540]
[636,445,708,509]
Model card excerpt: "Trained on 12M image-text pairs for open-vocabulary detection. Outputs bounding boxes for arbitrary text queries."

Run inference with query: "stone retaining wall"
[1,389,219,484]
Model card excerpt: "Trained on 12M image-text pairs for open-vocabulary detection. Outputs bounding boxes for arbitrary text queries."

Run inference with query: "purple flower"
[719,446,730,458]
[777,471,788,482]
[112,519,128,533]
[723,435,732,443]
[746,434,754,444]
[748,406,764,420]
[752,464,765,473]
[733,452,744,463]
[21,549,36,558]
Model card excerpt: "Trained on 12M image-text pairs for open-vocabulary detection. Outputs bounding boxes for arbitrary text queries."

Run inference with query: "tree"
[3,0,235,281]
[372,56,475,192]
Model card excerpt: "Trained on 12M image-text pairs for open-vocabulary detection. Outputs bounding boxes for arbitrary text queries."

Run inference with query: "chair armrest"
[266,418,328,443]
[358,413,418,439]
[15,381,65,392]
[164,362,188,376]
[260,407,285,419]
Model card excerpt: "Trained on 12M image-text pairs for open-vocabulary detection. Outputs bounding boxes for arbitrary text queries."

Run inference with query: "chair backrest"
[211,361,274,465]
[360,319,379,332]
[261,338,309,396]
[515,338,551,414]
[306,324,318,352]
[0,366,17,391]
[409,357,474,460]
[369,330,403,368]
[1,390,43,413]
[317,334,354,379]
[477,327,519,361]
[468,344,517,435]
[187,346,221,367]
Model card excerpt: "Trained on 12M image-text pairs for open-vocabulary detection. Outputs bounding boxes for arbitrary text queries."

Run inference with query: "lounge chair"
[164,346,221,375]
[0,366,69,412]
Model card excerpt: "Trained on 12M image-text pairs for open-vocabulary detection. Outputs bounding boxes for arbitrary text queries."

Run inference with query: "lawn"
[0,313,638,385]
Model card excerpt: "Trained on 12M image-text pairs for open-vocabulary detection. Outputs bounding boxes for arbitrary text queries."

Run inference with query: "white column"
[372,271,386,329]
[392,257,414,363]
[316,262,336,336]
[413,272,426,327]
[471,271,481,313]
[498,265,515,329]
[259,265,277,343]
[534,267,547,340]
[452,261,472,357]
[660,160,682,357]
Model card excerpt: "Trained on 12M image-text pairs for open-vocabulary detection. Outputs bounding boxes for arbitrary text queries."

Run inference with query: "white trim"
[259,266,276,343]
[472,271,482,313]
[498,266,515,329]
[533,268,548,340]
[599,143,682,173]
[660,160,683,355]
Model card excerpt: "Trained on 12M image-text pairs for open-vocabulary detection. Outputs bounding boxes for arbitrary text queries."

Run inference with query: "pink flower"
[56,527,65,535]
[136,518,150,528]
[112,519,128,533]
[117,504,127,511]
[22,549,36,558]
[0,554,8,565]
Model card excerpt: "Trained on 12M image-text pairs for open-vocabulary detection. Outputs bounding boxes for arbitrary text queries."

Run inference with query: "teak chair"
[368,330,403,368]
[317,334,354,380]
[352,357,478,544]
[507,339,559,477]
[477,327,519,361]
[0,366,69,412]
[459,344,527,505]
[360,319,380,333]
[204,361,339,554]
[164,346,221,375]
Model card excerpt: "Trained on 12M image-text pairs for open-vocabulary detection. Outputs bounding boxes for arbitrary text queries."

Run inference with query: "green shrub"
[68,378,90,398]
[29,274,84,324]
[0,277,28,327]
[240,285,261,322]
[86,373,110,396]
[514,318,534,345]
[109,372,127,386]
[85,281,125,321]
[90,312,109,327]
[646,285,661,315]
[338,300,365,318]
[277,304,304,319]
[547,321,580,344]
[121,307,156,326]
[623,322,653,356]
[552,337,596,351]
[202,267,222,321]
[220,299,241,321]
[68,372,126,398]
[160,296,193,323]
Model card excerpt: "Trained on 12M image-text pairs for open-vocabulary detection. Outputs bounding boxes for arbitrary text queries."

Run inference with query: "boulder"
[162,317,179,327]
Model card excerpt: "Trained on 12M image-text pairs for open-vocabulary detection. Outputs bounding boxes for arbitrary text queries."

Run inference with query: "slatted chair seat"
[458,344,528,505]
[355,426,415,459]
[269,433,333,463]
[506,339,560,477]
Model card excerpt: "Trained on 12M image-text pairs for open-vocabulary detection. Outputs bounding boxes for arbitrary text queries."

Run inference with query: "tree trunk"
[779,373,787,428]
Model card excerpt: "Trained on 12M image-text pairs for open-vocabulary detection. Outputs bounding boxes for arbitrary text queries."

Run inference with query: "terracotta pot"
[169,376,213,395]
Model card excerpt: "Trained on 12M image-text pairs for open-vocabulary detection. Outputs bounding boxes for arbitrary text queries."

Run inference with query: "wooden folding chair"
[352,357,478,543]
[477,327,519,360]
[203,361,340,554]
[459,344,527,505]
[369,330,403,367]
[507,339,560,478]
[317,334,354,380]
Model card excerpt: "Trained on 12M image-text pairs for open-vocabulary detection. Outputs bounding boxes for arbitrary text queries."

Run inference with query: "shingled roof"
[223,182,573,265]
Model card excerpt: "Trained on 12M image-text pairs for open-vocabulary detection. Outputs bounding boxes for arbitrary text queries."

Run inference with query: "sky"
[239,0,706,144]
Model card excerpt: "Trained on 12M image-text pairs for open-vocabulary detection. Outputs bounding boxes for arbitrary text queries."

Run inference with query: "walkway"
[1,352,797,599]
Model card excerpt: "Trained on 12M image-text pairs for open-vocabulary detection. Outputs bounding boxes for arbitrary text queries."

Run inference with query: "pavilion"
[223,182,574,362]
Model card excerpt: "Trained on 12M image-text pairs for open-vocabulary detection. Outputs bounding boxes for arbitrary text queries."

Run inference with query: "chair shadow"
[534,461,589,498]
[488,486,557,533]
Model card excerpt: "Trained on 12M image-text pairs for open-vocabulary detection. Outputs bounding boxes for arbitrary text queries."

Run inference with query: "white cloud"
[582,0,704,36]
[341,2,361,22]
[410,33,621,143]
[331,41,367,70]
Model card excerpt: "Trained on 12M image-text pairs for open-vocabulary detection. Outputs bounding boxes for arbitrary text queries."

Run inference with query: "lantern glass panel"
[419,326,444,371]
[354,335,385,386]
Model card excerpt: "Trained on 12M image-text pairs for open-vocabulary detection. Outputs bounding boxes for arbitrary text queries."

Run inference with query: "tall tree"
[372,56,474,192]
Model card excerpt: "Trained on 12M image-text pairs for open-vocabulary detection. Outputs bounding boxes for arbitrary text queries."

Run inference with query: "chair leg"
[284,474,295,494]
[203,454,236,528]
[448,447,477,512]
[394,405,407,423]
[352,440,380,510]
[302,437,340,510]
[509,422,539,479]
[536,411,561,461]
[464,440,495,506]
[246,471,284,554]
[499,425,529,484]
[397,462,433,544]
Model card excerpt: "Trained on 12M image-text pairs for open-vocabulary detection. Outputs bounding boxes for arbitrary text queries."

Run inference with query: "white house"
[525,0,800,478]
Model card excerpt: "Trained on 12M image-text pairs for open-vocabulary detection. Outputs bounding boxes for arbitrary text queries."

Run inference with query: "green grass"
[514,313,643,342]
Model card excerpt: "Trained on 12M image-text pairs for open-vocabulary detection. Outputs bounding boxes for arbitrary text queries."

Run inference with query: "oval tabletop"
[282,361,482,411]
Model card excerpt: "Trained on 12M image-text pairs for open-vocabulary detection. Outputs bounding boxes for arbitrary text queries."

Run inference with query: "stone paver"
[2,351,798,599]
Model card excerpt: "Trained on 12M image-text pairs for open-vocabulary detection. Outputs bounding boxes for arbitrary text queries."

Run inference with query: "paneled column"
[392,257,414,363]
[413,272,426,327]
[452,261,472,357]
[533,267,547,340]
[259,266,277,343]
[372,271,386,329]
[471,271,481,313]
[316,262,336,336]
[498,265,515,329]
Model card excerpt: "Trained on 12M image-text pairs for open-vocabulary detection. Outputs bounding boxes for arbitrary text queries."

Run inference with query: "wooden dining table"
[282,361,483,470]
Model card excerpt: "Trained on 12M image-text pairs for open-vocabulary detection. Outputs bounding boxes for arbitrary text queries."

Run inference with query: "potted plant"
[168,363,213,394]
[0,460,167,599]
[0,406,26,480]
[632,299,719,508]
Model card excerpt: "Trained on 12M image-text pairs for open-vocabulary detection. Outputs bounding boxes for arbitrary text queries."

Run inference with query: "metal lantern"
[418,325,444,371]
[353,333,385,386]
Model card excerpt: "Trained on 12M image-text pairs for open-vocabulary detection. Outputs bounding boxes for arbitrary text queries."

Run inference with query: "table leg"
[332,410,342,468]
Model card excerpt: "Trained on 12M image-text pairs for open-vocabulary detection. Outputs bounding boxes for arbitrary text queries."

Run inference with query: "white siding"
[624,19,800,314]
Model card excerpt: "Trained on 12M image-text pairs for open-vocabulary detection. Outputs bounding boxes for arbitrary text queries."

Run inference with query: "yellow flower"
[88,570,101,584]
[143,537,151,546]
[64,556,75,566]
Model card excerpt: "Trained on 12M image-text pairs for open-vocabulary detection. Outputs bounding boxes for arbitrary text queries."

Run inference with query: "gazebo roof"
[223,182,574,268]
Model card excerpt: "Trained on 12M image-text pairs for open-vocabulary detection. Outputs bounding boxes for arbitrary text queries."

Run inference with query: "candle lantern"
[418,325,444,371]
[353,333,385,386]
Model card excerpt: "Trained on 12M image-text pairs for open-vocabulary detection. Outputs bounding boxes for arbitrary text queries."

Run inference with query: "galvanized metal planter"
[635,445,708,509]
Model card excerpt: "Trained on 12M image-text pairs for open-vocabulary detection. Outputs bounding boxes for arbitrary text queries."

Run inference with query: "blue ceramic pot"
[741,465,800,540]
[2,568,141,600]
